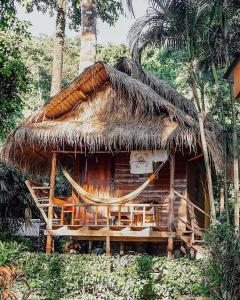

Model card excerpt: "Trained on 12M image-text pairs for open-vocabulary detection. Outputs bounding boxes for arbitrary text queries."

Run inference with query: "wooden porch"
[26,176,208,257]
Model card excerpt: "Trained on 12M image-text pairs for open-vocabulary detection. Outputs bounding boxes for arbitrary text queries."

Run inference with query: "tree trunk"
[211,63,230,223]
[189,63,216,224]
[50,0,67,97]
[229,81,239,232]
[79,0,97,73]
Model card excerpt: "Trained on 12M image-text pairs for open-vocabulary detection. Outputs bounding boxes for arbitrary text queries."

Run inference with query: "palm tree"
[51,0,67,96]
[128,0,217,223]
[79,0,97,73]
[21,0,134,93]
[79,0,134,72]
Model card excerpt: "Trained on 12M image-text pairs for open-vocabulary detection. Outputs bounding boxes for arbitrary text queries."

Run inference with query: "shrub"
[204,224,240,300]
[20,254,205,300]
[0,240,27,266]
[0,239,207,300]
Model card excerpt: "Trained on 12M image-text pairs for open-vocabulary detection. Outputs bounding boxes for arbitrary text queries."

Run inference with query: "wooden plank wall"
[114,152,187,226]
[187,158,207,228]
[75,151,188,227]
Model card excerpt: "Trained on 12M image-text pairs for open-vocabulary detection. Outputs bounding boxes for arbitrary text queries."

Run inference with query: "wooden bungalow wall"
[69,151,191,228]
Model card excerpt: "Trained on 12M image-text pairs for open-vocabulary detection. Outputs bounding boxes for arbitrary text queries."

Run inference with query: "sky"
[17,0,149,45]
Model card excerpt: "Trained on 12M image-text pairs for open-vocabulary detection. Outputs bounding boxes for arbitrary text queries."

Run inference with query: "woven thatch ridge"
[1,60,224,175]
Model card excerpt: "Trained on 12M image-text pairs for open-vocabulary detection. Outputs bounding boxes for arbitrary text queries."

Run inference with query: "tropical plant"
[0,162,36,234]
[129,0,218,223]
[20,0,134,94]
[0,0,30,143]
[204,224,240,300]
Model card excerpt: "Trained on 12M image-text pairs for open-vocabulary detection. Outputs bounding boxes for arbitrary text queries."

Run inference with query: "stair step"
[194,240,204,243]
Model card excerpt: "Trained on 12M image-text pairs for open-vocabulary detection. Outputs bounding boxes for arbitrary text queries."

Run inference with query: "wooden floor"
[45,224,176,242]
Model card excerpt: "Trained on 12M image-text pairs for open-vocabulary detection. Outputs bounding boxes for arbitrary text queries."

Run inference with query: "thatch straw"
[1,60,224,175]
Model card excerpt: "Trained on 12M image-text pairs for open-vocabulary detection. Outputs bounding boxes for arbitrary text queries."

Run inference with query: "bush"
[0,240,27,266]
[204,224,240,300]
[0,239,207,299]
[16,254,205,300]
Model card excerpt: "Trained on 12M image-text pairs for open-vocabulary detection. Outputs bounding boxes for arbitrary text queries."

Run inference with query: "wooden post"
[46,235,52,255]
[106,236,111,256]
[107,206,110,226]
[169,151,175,230]
[167,237,174,259]
[168,150,175,258]
[190,205,195,244]
[120,242,124,255]
[46,152,57,254]
[94,206,98,225]
[88,240,93,254]
[130,206,133,225]
[118,205,121,225]
[143,206,146,226]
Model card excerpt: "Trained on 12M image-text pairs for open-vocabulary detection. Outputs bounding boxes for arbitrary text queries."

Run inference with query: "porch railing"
[37,203,170,227]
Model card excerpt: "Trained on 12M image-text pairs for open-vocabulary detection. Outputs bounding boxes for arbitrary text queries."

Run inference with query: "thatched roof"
[1,60,224,175]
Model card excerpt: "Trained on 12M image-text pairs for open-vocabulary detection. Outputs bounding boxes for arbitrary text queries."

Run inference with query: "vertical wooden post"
[167,150,175,258]
[130,206,133,225]
[106,236,111,256]
[46,152,57,254]
[190,205,195,244]
[107,206,110,226]
[120,242,124,255]
[118,205,121,225]
[167,237,174,259]
[88,240,93,254]
[143,206,146,226]
[94,206,98,225]
[169,150,175,230]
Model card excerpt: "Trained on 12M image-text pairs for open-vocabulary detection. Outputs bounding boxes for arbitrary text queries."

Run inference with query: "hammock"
[61,161,166,205]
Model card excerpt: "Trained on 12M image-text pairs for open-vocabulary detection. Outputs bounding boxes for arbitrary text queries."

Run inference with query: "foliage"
[0,253,206,300]
[0,240,28,266]
[0,0,30,143]
[0,162,36,234]
[20,37,131,113]
[204,224,240,300]
[19,0,133,30]
[97,43,130,65]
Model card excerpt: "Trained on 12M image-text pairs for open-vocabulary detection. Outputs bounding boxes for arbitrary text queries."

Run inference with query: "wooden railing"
[37,202,170,227]
[174,190,220,242]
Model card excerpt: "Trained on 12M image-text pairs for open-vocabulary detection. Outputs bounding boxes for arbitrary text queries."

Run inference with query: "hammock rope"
[61,161,166,205]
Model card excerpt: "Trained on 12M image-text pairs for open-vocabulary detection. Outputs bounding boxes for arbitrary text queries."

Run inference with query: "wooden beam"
[169,151,175,230]
[120,242,124,255]
[168,151,175,259]
[167,237,174,259]
[45,227,176,238]
[46,235,52,255]
[174,190,211,219]
[106,236,111,256]
[25,180,48,224]
[88,240,93,254]
[188,154,203,162]
[47,152,57,253]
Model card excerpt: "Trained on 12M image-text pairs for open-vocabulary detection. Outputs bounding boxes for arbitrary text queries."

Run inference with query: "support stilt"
[120,242,124,255]
[46,152,57,253]
[88,240,93,254]
[106,236,111,256]
[167,237,174,259]
[46,235,52,254]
